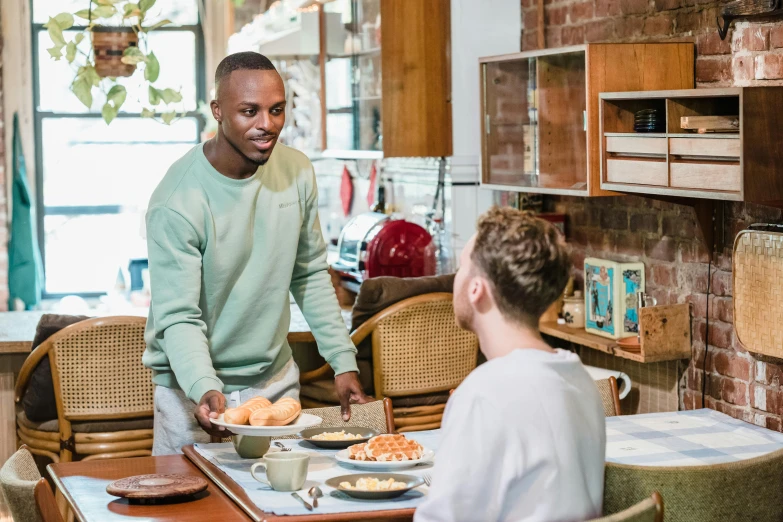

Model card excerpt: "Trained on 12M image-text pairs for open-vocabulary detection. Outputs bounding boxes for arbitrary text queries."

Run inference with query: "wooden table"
[48,451,412,522]
[48,455,253,522]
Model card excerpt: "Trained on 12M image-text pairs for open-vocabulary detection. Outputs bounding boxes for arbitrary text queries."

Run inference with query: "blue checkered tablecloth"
[606,408,783,466]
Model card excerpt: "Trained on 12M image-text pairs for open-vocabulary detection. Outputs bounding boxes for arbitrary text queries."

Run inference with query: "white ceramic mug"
[250,452,309,492]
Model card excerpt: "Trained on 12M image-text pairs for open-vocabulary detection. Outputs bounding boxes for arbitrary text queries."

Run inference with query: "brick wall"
[521,0,783,429]
[0,7,8,312]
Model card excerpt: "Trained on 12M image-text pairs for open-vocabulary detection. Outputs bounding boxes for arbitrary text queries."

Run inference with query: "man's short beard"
[223,129,270,166]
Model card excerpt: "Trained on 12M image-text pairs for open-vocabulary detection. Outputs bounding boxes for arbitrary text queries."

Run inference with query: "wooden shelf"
[540,322,616,354]
[600,87,783,204]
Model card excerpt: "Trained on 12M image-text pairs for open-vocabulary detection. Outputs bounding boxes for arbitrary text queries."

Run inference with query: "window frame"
[30,12,207,299]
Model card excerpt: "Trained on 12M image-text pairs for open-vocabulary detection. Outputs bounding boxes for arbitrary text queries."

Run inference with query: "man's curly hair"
[471,206,571,326]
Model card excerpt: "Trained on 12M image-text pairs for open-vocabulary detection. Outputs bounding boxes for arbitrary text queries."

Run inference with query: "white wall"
[449,0,521,253]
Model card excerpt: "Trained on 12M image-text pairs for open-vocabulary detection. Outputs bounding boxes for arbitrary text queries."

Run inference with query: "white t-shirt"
[414,349,606,522]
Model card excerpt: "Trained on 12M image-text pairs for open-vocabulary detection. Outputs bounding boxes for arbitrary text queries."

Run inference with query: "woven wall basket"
[733,229,783,359]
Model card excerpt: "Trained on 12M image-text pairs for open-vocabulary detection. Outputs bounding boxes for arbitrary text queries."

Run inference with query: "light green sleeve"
[289,169,359,376]
[146,206,223,403]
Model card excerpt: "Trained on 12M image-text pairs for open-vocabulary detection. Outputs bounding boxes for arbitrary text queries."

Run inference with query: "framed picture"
[584,258,645,339]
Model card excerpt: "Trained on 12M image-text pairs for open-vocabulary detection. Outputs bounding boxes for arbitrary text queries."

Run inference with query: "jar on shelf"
[562,290,585,329]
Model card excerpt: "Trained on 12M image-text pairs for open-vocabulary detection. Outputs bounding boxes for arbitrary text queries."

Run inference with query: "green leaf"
[81,65,101,87]
[74,9,95,20]
[47,46,64,60]
[52,13,74,29]
[149,86,161,105]
[123,3,141,18]
[161,111,177,125]
[139,0,156,14]
[92,5,117,18]
[65,41,77,62]
[121,46,146,65]
[102,102,119,124]
[74,33,85,44]
[144,51,159,82]
[142,18,171,32]
[95,0,120,5]
[159,88,183,105]
[141,108,155,118]
[71,77,93,108]
[46,17,66,47]
[107,85,127,110]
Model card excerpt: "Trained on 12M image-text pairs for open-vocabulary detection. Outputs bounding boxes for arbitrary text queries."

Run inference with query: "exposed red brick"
[699,31,732,55]
[710,375,748,406]
[621,0,649,16]
[524,9,539,30]
[585,19,615,42]
[546,5,568,26]
[712,350,750,380]
[703,320,733,350]
[696,56,732,83]
[756,361,783,387]
[711,270,732,297]
[522,29,539,51]
[561,25,586,45]
[771,25,783,48]
[755,53,783,80]
[644,236,677,262]
[662,214,696,238]
[680,241,710,264]
[712,296,733,323]
[615,16,644,39]
[652,264,677,287]
[675,10,706,34]
[751,384,783,415]
[612,231,645,256]
[643,13,673,36]
[686,292,708,318]
[630,212,658,233]
[545,25,562,48]
[732,24,769,52]
[595,0,622,17]
[653,0,680,11]
[601,208,628,230]
[569,1,594,23]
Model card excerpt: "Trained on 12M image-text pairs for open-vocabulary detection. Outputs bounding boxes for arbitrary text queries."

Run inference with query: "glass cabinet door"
[325,0,382,153]
[482,57,537,187]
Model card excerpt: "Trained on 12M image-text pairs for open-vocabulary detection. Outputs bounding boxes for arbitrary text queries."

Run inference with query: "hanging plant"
[45,0,183,125]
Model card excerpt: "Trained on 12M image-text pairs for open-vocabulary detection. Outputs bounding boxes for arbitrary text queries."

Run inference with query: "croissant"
[223,396,272,425]
[249,397,302,426]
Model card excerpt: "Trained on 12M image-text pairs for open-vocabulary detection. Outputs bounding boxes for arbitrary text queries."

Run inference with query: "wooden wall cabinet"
[324,0,452,158]
[479,43,694,196]
[599,87,783,203]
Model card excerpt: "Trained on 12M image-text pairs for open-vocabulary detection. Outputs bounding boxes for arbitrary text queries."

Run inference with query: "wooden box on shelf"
[479,43,694,197]
[539,303,691,363]
[599,87,783,203]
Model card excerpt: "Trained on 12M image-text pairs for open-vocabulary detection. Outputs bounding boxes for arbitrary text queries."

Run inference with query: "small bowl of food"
[325,473,425,500]
[298,427,381,449]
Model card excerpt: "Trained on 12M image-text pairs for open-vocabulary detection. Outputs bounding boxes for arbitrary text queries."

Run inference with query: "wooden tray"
[182,445,414,522]
[733,230,783,358]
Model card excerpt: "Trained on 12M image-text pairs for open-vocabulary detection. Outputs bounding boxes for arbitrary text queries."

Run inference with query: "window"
[31,0,205,297]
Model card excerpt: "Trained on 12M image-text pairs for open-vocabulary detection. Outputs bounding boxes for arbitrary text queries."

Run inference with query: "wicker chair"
[604,448,783,522]
[589,492,663,522]
[595,376,622,417]
[301,293,479,432]
[14,317,153,464]
[272,398,396,441]
[0,445,63,522]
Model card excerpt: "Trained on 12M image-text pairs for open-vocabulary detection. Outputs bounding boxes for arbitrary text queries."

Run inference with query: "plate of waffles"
[335,434,434,471]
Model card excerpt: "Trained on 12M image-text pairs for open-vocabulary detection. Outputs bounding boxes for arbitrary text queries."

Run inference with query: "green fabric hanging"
[8,113,44,310]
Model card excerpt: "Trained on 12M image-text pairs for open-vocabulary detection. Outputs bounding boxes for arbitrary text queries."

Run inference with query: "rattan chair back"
[595,376,622,417]
[0,446,43,522]
[370,293,478,398]
[304,399,393,433]
[48,316,152,420]
[604,447,783,522]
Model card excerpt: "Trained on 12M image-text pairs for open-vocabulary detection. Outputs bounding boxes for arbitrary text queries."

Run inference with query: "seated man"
[414,207,606,522]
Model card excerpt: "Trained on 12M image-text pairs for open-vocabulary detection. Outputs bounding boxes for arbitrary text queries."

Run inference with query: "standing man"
[143,52,368,455]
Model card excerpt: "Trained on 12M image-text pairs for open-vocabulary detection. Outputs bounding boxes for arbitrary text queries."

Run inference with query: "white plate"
[210,413,322,437]
[335,448,435,471]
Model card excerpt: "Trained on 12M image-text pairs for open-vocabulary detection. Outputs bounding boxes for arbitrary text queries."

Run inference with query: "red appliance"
[332,212,436,288]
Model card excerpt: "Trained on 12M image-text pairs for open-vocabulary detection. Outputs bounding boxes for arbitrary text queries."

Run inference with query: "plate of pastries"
[211,396,322,436]
[335,434,434,470]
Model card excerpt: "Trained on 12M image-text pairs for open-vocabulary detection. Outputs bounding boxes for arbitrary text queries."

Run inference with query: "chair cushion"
[17,410,153,434]
[21,314,89,422]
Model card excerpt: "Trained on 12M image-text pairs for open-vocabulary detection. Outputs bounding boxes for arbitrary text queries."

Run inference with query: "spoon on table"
[308,486,323,508]
[273,442,291,452]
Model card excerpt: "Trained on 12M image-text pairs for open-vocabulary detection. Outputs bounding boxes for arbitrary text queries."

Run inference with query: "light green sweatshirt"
[142,142,358,404]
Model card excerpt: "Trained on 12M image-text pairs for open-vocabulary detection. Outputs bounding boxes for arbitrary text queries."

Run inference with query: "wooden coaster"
[106,474,208,499]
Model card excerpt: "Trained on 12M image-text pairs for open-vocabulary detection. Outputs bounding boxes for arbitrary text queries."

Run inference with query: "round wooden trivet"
[106,474,208,499]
